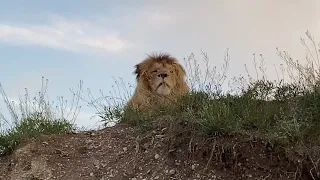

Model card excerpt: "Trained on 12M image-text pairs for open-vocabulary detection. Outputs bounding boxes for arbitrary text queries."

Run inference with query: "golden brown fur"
[127,53,190,109]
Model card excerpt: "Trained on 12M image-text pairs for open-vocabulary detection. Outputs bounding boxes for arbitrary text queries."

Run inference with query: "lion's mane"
[127,53,190,109]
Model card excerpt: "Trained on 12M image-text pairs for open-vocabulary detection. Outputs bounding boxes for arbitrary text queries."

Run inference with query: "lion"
[127,53,190,110]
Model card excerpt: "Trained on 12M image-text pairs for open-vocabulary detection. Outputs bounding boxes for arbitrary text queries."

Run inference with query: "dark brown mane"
[134,52,178,79]
[127,52,190,109]
[146,52,177,64]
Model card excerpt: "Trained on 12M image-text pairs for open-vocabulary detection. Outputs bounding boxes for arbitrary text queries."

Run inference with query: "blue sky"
[0,0,319,129]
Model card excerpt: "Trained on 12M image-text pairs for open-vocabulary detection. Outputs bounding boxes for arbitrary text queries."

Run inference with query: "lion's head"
[127,53,189,108]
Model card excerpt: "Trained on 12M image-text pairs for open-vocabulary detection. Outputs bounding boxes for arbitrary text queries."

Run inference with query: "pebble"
[155,154,160,160]
[86,139,93,144]
[42,141,49,145]
[169,169,176,175]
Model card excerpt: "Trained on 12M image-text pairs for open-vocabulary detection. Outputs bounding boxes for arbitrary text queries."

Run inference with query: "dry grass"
[97,31,320,178]
[0,77,79,156]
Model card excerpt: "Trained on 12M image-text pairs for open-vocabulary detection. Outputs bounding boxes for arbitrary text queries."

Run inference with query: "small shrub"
[0,77,78,156]
[92,30,320,177]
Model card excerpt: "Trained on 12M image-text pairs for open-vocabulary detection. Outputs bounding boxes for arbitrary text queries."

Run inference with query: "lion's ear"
[173,62,188,92]
[173,62,186,77]
[134,63,141,79]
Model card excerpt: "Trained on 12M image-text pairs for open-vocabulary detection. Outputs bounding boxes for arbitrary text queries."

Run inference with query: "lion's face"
[128,53,189,109]
[148,62,177,95]
[133,53,188,97]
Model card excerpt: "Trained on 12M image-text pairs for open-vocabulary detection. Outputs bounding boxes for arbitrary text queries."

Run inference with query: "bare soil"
[0,122,316,180]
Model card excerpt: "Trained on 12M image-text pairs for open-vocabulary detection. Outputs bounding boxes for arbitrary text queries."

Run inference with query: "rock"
[85,139,93,144]
[42,141,49,145]
[154,154,160,160]
[169,169,176,175]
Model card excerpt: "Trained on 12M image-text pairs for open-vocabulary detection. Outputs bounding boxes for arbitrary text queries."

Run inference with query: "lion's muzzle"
[157,82,167,89]
[157,73,168,78]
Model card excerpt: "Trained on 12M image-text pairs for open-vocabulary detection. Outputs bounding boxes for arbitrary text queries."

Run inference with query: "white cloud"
[0,18,132,53]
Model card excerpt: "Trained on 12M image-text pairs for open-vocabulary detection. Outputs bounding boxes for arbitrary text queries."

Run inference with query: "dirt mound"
[0,123,313,180]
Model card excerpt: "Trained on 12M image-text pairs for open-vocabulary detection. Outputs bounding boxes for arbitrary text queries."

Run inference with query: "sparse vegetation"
[104,31,320,144]
[98,31,320,178]
[1,30,319,179]
[0,77,79,156]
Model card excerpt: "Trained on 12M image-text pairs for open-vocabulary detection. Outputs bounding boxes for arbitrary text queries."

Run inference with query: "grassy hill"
[0,31,319,179]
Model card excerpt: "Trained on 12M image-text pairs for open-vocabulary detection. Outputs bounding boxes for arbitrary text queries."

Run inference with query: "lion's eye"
[152,70,158,73]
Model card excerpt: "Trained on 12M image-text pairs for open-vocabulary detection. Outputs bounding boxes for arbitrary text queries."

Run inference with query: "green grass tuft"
[0,77,79,156]
[0,114,73,155]
[97,31,320,177]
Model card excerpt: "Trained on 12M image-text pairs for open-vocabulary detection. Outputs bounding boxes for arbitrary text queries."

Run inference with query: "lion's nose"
[158,73,168,78]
